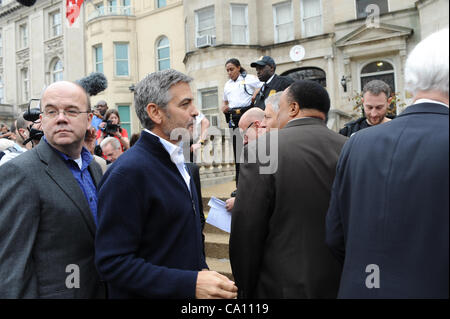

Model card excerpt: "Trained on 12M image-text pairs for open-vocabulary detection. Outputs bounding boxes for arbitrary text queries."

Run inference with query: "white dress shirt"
[144,129,191,192]
[223,74,263,109]
[414,98,449,108]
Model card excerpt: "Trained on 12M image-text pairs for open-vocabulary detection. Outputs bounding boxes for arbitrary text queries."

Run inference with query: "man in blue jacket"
[95,69,238,299]
[326,28,449,298]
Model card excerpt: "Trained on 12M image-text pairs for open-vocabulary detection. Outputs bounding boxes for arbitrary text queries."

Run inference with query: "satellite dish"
[290,45,306,62]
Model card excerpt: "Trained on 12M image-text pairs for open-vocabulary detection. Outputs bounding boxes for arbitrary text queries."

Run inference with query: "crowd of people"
[0,28,448,299]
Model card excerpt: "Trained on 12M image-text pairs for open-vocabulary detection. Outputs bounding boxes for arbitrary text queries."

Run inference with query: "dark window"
[356,0,388,19]
[360,61,395,93]
[282,67,327,87]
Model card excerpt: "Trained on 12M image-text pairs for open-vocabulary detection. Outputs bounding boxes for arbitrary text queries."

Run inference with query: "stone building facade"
[0,0,85,123]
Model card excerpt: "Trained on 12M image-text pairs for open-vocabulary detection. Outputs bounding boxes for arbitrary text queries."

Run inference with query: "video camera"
[102,120,121,137]
[23,98,44,145]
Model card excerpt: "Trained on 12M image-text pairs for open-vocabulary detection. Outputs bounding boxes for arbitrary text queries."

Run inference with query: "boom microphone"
[76,72,108,96]
[16,0,37,6]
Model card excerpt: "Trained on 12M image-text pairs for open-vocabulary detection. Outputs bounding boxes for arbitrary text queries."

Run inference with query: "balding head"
[238,108,265,145]
[40,81,93,158]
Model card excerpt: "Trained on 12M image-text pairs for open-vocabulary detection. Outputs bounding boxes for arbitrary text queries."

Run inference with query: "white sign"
[290,45,306,62]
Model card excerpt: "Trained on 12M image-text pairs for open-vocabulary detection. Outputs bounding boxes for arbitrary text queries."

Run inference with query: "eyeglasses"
[242,121,256,135]
[43,108,90,119]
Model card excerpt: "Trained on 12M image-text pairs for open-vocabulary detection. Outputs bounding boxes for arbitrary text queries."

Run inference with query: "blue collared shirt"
[44,137,99,226]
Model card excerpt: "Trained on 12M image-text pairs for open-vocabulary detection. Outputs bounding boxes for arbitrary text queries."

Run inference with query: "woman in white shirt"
[221,58,262,189]
[222,58,263,128]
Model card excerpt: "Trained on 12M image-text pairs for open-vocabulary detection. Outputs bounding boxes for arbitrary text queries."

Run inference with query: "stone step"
[204,231,230,260]
[206,257,233,281]
[204,220,230,235]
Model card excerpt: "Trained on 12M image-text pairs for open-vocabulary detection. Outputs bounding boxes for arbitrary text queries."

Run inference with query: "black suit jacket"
[253,74,294,110]
[230,118,347,298]
[326,103,449,298]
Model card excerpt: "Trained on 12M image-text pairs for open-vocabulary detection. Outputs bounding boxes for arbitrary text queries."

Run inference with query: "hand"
[221,104,230,114]
[252,89,260,103]
[225,198,235,212]
[196,270,238,299]
[115,130,123,139]
[191,142,202,153]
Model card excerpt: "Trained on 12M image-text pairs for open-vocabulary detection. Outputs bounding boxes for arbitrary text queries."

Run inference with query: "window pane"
[231,5,246,25]
[116,61,129,76]
[197,7,215,32]
[157,0,166,8]
[118,105,131,123]
[118,105,131,134]
[158,46,170,59]
[158,36,169,47]
[95,46,103,62]
[361,61,394,74]
[115,44,128,60]
[158,59,170,71]
[201,89,218,109]
[232,26,247,43]
[275,2,292,24]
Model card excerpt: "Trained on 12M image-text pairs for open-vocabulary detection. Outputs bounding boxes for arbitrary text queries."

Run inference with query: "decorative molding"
[16,48,29,68]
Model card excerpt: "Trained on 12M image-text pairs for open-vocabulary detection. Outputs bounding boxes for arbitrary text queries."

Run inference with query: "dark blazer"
[326,102,449,298]
[253,74,294,110]
[0,141,105,298]
[186,163,206,251]
[230,118,347,298]
[95,131,208,299]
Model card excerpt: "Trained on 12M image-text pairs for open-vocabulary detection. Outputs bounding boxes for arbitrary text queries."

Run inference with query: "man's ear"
[387,97,393,105]
[289,101,300,117]
[146,103,163,124]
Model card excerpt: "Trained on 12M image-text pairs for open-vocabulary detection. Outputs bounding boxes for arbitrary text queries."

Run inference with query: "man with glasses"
[225,108,265,212]
[0,81,106,298]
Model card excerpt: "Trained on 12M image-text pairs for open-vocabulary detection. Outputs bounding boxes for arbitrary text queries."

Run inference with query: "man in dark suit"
[230,80,347,298]
[0,81,106,298]
[326,28,449,298]
[251,56,294,110]
[95,69,237,299]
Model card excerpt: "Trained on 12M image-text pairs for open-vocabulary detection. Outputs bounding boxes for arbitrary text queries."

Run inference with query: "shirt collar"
[414,98,449,108]
[43,136,93,170]
[266,74,275,84]
[144,129,185,165]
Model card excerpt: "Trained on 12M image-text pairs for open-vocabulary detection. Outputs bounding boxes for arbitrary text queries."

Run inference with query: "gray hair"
[265,92,283,113]
[100,136,121,150]
[362,80,391,99]
[134,69,193,130]
[405,28,449,96]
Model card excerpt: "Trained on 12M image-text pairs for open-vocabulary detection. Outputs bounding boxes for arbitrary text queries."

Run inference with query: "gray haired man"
[261,92,283,130]
[100,136,123,163]
[95,69,238,299]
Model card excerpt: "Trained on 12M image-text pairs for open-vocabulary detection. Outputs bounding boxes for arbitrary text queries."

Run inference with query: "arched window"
[157,37,170,71]
[52,59,63,82]
[282,67,327,87]
[360,60,395,92]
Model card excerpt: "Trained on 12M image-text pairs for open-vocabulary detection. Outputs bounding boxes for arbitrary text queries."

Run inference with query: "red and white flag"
[66,0,84,26]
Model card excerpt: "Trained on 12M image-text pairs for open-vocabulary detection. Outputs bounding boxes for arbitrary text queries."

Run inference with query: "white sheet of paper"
[206,197,232,233]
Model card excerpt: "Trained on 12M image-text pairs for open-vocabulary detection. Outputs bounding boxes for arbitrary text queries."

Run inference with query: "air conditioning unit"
[196,35,216,48]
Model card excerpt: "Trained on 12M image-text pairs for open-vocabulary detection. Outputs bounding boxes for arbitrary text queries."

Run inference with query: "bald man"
[226,108,265,211]
[0,81,105,298]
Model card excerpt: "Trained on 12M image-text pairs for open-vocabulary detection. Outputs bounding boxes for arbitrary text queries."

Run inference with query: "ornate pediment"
[336,23,413,47]
[16,48,29,68]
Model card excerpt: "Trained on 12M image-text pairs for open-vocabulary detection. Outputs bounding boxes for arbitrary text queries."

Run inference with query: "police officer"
[251,56,294,110]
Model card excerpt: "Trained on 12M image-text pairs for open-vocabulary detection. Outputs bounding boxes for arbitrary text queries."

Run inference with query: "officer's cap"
[251,56,276,68]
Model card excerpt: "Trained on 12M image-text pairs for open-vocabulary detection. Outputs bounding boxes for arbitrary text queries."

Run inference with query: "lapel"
[140,131,193,199]
[36,141,97,237]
